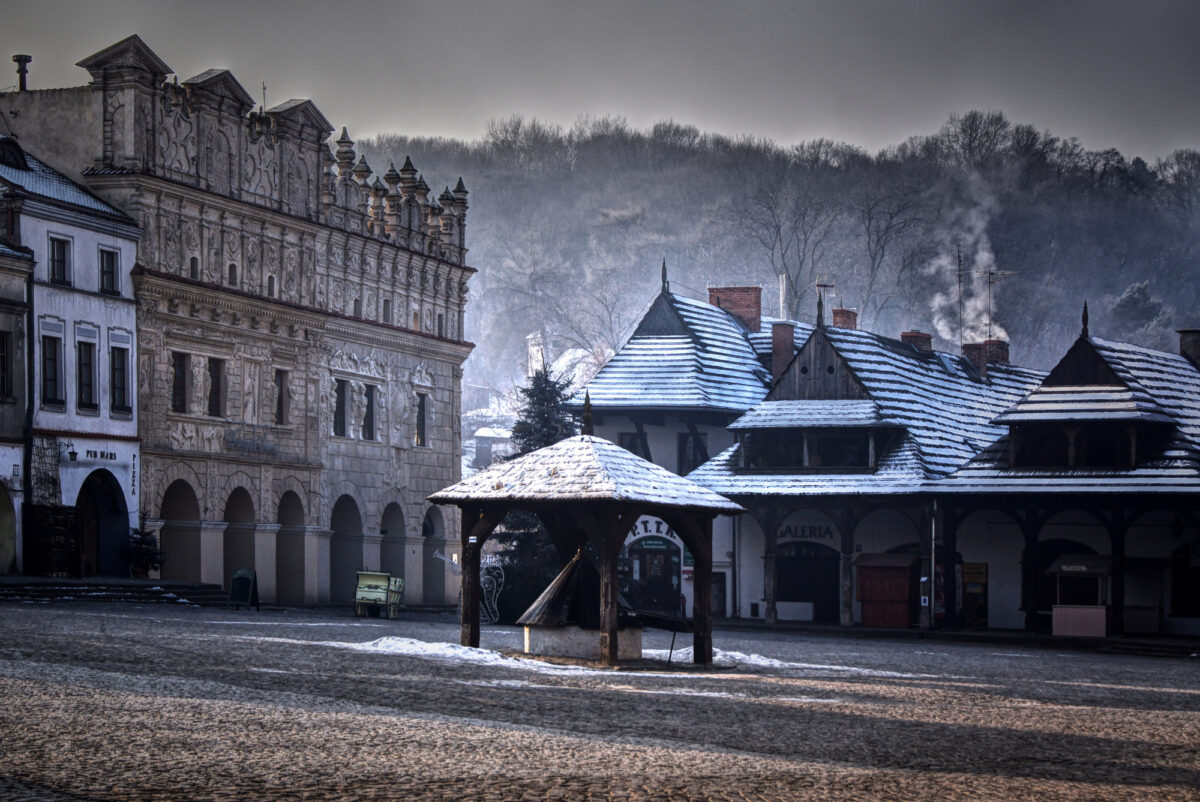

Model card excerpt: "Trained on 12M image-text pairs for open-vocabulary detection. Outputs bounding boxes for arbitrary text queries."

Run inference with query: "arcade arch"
[275,490,306,604]
[380,501,406,582]
[330,495,364,603]
[74,470,129,577]
[159,479,201,582]
[222,487,256,587]
[0,484,15,573]
[422,506,446,605]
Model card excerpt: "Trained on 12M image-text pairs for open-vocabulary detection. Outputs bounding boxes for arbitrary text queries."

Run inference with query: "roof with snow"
[993,385,1174,425]
[0,137,133,221]
[430,435,743,513]
[729,400,885,430]
[578,291,776,413]
[939,336,1200,494]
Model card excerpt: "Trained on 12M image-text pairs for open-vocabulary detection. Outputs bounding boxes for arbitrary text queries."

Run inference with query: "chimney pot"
[708,286,762,333]
[985,338,1009,365]
[772,322,795,385]
[962,342,988,376]
[12,55,31,92]
[832,307,857,330]
[901,330,933,352]
[1179,329,1200,368]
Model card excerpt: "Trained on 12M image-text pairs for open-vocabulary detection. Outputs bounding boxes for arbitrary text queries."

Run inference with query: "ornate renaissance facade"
[1,36,474,602]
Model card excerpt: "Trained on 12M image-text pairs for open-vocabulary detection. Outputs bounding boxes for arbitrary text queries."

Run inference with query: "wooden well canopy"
[428,435,744,665]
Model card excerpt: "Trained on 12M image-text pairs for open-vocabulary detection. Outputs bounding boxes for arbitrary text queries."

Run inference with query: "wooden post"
[598,516,621,666]
[943,510,959,630]
[459,505,482,648]
[690,517,713,666]
[1020,512,1040,632]
[1109,512,1128,636]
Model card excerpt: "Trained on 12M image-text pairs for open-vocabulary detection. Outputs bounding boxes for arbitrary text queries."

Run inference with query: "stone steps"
[0,578,225,607]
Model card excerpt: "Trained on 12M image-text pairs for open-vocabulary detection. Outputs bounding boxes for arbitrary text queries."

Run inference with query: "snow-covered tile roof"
[430,435,743,513]
[0,137,133,221]
[579,291,771,413]
[994,385,1174,424]
[729,400,884,429]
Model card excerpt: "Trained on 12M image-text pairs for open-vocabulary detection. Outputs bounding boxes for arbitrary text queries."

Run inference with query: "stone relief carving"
[169,422,196,451]
[349,381,365,438]
[192,355,209,412]
[105,92,125,165]
[207,129,233,195]
[140,212,157,262]
[412,363,434,388]
[243,361,259,422]
[365,293,376,321]
[331,279,345,313]
[164,217,181,269]
[184,221,199,262]
[245,238,261,291]
[161,107,196,174]
[284,248,299,301]
[206,228,222,282]
[244,138,276,197]
[328,348,383,378]
[201,425,221,452]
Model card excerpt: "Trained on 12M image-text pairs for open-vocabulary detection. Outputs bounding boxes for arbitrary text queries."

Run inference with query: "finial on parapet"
[352,155,372,185]
[334,127,355,172]
[1082,301,1089,338]
[582,391,594,435]
[661,258,668,292]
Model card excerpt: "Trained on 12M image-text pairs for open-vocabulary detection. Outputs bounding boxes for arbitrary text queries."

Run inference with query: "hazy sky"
[3,0,1197,159]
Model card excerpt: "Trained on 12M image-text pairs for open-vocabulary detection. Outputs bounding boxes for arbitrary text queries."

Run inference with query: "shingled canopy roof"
[430,435,741,665]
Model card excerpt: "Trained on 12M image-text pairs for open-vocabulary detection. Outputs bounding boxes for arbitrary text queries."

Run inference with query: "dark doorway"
[74,470,129,577]
[711,571,727,618]
[777,541,840,623]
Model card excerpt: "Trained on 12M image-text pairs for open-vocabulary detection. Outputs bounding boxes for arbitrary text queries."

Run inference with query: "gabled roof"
[0,137,134,221]
[580,290,772,413]
[940,336,1200,494]
[77,34,171,81]
[994,385,1174,425]
[266,99,335,136]
[729,400,884,429]
[182,69,255,112]
[429,435,743,513]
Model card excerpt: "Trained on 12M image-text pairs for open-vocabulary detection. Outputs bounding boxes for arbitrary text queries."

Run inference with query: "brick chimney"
[708,286,762,333]
[1180,330,1200,368]
[962,342,987,375]
[901,330,933,352]
[832,307,857,330]
[772,322,795,384]
[985,338,1009,365]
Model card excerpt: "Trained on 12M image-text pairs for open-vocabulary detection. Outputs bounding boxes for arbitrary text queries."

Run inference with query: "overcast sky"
[3,0,1197,160]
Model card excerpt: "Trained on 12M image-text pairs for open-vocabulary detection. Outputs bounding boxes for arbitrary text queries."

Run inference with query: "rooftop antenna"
[956,238,963,351]
[815,275,835,329]
[985,268,1016,340]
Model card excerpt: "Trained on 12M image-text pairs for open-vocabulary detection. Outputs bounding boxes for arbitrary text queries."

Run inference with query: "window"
[437,313,445,338]
[100,249,119,294]
[77,341,97,410]
[274,369,289,425]
[189,256,199,280]
[0,332,11,398]
[228,263,238,286]
[619,432,652,461]
[267,275,276,297]
[363,385,376,440]
[382,299,392,324]
[333,379,347,436]
[171,352,189,412]
[49,237,70,285]
[677,431,708,475]
[207,358,224,417]
[111,346,129,412]
[412,311,419,330]
[414,392,427,447]
[741,428,884,471]
[41,335,63,405]
[353,298,362,318]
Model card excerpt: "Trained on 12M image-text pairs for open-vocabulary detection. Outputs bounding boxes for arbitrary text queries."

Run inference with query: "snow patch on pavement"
[643,647,932,678]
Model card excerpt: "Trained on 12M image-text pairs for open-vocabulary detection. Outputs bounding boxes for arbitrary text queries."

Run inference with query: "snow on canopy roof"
[0,137,133,221]
[729,400,884,430]
[994,385,1174,425]
[579,291,772,413]
[430,435,743,513]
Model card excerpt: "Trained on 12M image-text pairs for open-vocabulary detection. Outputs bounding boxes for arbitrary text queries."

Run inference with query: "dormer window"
[1009,422,1170,469]
[740,427,893,471]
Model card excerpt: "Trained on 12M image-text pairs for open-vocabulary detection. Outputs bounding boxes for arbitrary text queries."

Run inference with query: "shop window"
[274,369,289,425]
[363,385,376,440]
[100,249,119,294]
[171,352,188,412]
[110,346,130,413]
[76,341,97,411]
[677,431,707,474]
[207,358,224,417]
[49,237,70,285]
[414,392,428,447]
[41,335,64,406]
[334,379,347,436]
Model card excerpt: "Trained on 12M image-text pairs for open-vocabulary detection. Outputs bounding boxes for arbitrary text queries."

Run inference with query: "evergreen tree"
[510,368,578,455]
[491,368,578,622]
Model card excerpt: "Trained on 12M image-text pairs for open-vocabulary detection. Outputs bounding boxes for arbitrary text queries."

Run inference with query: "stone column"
[310,527,332,603]
[254,523,280,603]
[199,521,226,587]
[361,533,383,573]
[403,536,425,605]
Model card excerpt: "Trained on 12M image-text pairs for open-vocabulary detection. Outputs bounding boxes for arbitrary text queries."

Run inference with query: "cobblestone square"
[1,603,1197,800]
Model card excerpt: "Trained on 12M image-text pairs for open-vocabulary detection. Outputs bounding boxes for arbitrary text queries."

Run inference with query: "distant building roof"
[729,400,884,430]
[0,137,134,222]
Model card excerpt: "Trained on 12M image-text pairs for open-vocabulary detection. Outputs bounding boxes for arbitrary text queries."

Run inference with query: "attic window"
[741,428,888,472]
[0,139,29,170]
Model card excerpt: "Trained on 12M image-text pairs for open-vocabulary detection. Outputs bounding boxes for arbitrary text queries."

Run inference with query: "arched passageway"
[330,495,364,603]
[422,507,446,605]
[75,470,129,577]
[159,480,201,582]
[275,491,306,604]
[222,487,256,588]
[380,501,406,581]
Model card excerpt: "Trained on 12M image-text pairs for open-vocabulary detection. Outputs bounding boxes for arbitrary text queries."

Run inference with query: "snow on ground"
[643,646,935,678]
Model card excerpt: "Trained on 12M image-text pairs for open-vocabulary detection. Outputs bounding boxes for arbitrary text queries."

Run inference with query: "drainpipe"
[731,514,739,617]
[21,263,34,573]
[928,498,938,630]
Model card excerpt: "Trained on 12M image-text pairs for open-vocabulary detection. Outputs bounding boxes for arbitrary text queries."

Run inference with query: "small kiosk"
[1047,554,1110,637]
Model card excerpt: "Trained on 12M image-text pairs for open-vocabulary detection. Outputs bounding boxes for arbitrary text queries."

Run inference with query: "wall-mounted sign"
[626,516,693,567]
[777,513,837,543]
